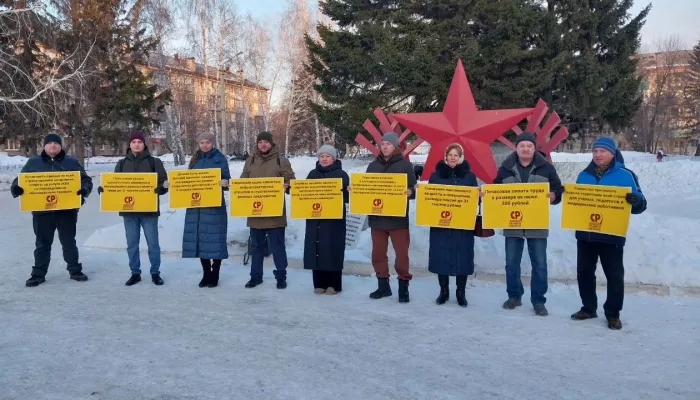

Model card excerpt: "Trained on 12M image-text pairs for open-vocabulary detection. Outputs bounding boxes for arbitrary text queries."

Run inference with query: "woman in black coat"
[426,143,478,307]
[303,145,349,294]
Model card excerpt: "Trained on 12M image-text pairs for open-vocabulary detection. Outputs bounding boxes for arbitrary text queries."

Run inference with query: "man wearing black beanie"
[240,131,296,289]
[10,131,93,287]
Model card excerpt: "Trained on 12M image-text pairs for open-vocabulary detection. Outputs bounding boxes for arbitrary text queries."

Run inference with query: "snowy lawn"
[1,253,699,400]
[0,160,699,399]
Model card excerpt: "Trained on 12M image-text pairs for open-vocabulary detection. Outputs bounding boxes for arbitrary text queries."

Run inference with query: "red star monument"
[390,59,535,183]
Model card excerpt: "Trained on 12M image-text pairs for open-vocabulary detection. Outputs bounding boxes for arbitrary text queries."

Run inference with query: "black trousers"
[32,210,82,277]
[576,240,625,318]
[312,270,342,291]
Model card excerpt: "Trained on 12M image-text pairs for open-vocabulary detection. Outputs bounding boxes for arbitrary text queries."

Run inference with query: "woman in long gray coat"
[181,132,231,288]
[302,145,349,294]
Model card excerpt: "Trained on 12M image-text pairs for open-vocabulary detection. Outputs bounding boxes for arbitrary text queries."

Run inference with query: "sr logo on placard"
[123,196,135,211]
[588,213,603,231]
[371,198,383,214]
[45,195,58,209]
[191,192,201,207]
[252,200,264,216]
[439,210,452,227]
[509,210,523,228]
[311,202,322,218]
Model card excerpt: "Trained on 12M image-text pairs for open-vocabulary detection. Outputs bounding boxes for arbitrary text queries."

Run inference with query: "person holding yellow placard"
[426,144,478,307]
[492,132,562,316]
[10,132,93,287]
[302,144,349,295]
[240,131,296,289]
[358,132,416,303]
[97,130,168,287]
[570,138,647,330]
[181,132,231,288]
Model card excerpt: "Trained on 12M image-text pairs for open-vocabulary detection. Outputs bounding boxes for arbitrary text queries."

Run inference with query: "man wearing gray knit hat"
[358,131,417,303]
[240,131,296,289]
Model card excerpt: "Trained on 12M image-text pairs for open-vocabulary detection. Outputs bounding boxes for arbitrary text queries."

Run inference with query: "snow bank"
[84,155,700,288]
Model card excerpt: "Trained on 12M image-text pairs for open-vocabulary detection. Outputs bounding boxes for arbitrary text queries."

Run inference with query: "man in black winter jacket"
[492,132,563,316]
[97,130,168,286]
[361,132,417,303]
[11,132,93,287]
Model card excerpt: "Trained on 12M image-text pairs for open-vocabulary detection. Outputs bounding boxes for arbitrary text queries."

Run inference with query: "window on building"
[234,87,243,109]
[254,116,265,132]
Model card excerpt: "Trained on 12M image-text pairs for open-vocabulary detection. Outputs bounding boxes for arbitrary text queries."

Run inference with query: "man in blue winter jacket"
[570,137,646,330]
[11,132,93,287]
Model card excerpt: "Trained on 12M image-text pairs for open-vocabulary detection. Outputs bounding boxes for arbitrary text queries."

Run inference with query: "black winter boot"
[70,272,88,282]
[369,277,392,299]
[151,274,164,286]
[25,275,46,287]
[199,259,211,288]
[456,275,468,307]
[436,275,449,305]
[208,261,221,288]
[398,279,410,303]
[125,274,141,286]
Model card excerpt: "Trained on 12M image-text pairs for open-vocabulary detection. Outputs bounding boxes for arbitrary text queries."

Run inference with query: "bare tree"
[0,1,93,120]
[632,35,689,153]
[140,0,186,164]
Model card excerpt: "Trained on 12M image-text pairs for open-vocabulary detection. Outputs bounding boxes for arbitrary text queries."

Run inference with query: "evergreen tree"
[688,40,700,155]
[539,0,650,134]
[307,0,547,148]
[52,0,165,161]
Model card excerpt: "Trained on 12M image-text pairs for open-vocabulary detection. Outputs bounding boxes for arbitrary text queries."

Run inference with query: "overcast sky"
[243,0,700,50]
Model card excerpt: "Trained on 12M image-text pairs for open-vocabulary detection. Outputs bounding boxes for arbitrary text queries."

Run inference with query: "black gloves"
[154,186,167,195]
[97,186,104,195]
[77,188,88,197]
[11,185,24,197]
[625,193,641,206]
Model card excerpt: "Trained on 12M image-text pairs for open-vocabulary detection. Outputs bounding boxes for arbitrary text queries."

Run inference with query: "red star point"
[390,59,535,182]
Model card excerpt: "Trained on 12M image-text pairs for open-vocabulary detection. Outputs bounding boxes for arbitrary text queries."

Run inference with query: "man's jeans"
[123,216,161,275]
[250,227,288,280]
[505,237,548,304]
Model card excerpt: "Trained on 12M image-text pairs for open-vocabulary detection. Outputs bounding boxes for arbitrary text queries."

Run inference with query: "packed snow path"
[1,195,699,399]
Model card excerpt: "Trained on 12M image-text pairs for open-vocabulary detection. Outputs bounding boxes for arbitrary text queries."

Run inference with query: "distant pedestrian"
[303,144,349,295]
[656,149,664,162]
[11,132,93,287]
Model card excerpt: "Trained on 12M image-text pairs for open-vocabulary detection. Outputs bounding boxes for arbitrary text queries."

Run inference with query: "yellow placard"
[415,184,479,229]
[290,178,343,219]
[229,177,285,217]
[99,173,158,212]
[561,183,631,237]
[481,183,550,229]
[349,173,408,217]
[19,171,81,212]
[168,169,222,209]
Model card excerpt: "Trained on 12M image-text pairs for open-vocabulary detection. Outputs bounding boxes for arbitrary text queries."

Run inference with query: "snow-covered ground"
[1,151,700,399]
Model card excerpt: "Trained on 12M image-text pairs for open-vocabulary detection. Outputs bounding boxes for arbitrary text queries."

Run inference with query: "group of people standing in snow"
[10,129,646,330]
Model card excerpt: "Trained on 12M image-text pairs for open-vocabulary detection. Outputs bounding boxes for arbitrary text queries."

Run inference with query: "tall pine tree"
[52,0,165,161]
[307,0,547,148]
[540,0,650,135]
[688,39,700,155]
